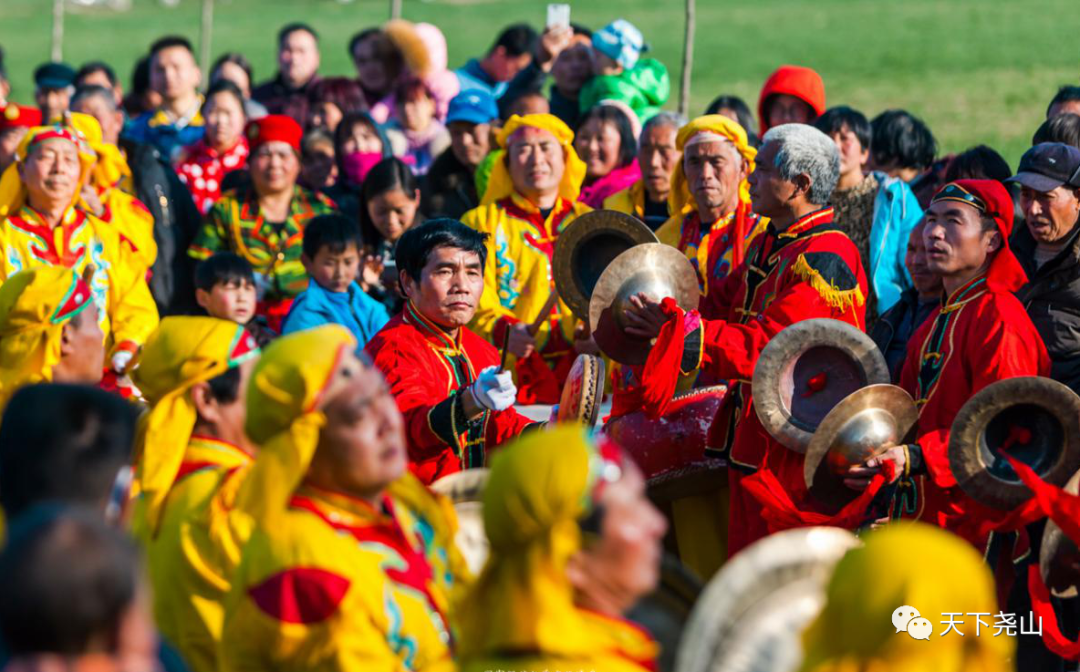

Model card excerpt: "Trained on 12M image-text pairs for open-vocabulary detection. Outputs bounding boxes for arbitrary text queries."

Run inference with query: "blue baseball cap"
[446,90,499,126]
[592,19,647,71]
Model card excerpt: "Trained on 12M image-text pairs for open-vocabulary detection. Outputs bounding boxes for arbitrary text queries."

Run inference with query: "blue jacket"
[869,172,924,315]
[281,280,390,346]
[123,112,206,163]
[455,59,509,100]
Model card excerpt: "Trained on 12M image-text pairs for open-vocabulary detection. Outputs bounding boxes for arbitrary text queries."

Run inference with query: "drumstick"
[499,290,561,372]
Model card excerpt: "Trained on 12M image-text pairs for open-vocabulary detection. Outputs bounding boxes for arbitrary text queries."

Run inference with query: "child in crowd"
[393,79,450,176]
[360,157,424,314]
[194,253,277,346]
[281,214,390,345]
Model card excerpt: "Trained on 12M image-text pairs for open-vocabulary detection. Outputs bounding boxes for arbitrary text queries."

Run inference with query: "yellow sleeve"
[602,186,633,215]
[654,212,684,249]
[460,204,518,343]
[105,232,159,352]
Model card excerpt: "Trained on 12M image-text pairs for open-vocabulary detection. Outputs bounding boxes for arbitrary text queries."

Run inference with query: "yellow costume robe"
[220,326,469,672]
[604,179,647,218]
[147,436,253,672]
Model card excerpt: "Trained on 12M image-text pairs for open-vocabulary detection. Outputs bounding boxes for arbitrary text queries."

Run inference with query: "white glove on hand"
[470,366,517,412]
[111,350,134,374]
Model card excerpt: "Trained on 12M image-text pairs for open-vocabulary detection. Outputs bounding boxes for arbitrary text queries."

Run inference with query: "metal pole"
[390,0,402,20]
[678,0,695,116]
[199,0,215,78]
[51,0,65,62]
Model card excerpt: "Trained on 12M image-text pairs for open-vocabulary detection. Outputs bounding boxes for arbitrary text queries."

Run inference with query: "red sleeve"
[699,274,865,383]
[366,331,462,464]
[701,257,748,321]
[486,407,534,451]
[908,296,1050,488]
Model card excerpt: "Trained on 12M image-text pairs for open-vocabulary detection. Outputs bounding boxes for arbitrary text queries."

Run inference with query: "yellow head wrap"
[130,316,260,538]
[481,113,587,206]
[0,266,95,411]
[67,112,132,193]
[668,114,757,215]
[234,325,357,528]
[799,523,1013,672]
[0,122,97,218]
[458,426,639,661]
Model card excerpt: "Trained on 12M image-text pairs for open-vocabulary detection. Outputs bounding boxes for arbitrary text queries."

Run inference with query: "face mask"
[341,151,384,185]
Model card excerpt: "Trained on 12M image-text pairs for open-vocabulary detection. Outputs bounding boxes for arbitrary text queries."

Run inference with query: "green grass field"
[2,0,1078,164]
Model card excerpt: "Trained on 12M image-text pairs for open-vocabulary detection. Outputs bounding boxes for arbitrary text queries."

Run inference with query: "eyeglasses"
[931,183,988,213]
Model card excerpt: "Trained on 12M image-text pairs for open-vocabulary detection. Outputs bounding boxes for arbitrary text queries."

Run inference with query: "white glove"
[111,350,134,374]
[470,366,517,412]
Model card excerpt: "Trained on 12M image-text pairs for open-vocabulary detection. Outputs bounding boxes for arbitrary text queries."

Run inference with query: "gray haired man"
[604,110,687,230]
[623,122,870,557]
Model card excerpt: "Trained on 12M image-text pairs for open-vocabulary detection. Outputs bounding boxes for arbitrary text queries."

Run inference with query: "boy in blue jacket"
[281,214,390,344]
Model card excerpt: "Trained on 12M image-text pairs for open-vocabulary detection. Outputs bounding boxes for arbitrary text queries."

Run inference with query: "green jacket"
[578,58,671,121]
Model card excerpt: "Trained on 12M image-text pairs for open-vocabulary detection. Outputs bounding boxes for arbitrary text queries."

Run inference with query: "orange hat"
[245,114,302,153]
[757,65,826,134]
[0,104,43,131]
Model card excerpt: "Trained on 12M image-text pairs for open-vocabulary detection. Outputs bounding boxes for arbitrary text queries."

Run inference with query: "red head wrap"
[0,104,43,131]
[930,179,1027,293]
[245,115,302,153]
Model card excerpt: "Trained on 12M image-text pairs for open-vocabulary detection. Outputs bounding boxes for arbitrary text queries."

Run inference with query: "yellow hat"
[235,325,357,527]
[799,522,1013,672]
[0,122,97,217]
[668,114,757,215]
[0,266,95,411]
[130,316,260,538]
[67,111,132,193]
[481,113,587,205]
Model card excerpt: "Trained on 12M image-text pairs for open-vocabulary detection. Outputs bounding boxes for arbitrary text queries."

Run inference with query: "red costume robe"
[365,302,535,484]
[897,274,1050,549]
[660,207,868,557]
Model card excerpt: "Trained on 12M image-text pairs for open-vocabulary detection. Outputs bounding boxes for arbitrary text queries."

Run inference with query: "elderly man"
[1010,143,1080,393]
[604,111,685,231]
[0,124,158,375]
[366,219,537,484]
[625,124,867,556]
[220,326,469,672]
[461,113,592,404]
[252,23,322,126]
[0,267,105,410]
[131,317,260,672]
[33,62,76,123]
[125,36,205,161]
[850,180,1049,552]
[654,114,764,294]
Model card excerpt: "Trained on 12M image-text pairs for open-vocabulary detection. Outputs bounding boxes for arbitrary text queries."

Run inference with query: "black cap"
[33,62,75,90]
[1008,142,1080,192]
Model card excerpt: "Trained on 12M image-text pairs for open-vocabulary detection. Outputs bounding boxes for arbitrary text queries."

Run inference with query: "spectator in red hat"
[189,114,335,331]
[0,104,43,173]
[757,65,825,134]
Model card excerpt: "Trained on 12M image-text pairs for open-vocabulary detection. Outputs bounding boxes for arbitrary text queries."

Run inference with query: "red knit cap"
[245,115,302,153]
[757,65,826,134]
[0,104,43,131]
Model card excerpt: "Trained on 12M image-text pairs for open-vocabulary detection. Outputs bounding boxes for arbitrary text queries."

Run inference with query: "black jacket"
[120,139,201,315]
[870,288,938,383]
[421,149,478,220]
[1014,220,1080,394]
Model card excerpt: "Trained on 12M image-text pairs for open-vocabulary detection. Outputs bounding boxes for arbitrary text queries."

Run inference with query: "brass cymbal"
[553,209,659,321]
[752,319,889,454]
[674,527,859,672]
[588,243,700,366]
[949,376,1080,510]
[804,384,918,512]
[1040,469,1080,598]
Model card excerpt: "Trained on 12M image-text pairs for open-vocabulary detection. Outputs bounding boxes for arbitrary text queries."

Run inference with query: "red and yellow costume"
[459,426,659,672]
[69,112,158,271]
[896,181,1050,551]
[0,266,94,411]
[129,317,260,672]
[461,114,591,404]
[0,125,158,360]
[365,302,535,485]
[641,207,867,557]
[221,326,469,672]
[655,115,766,296]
